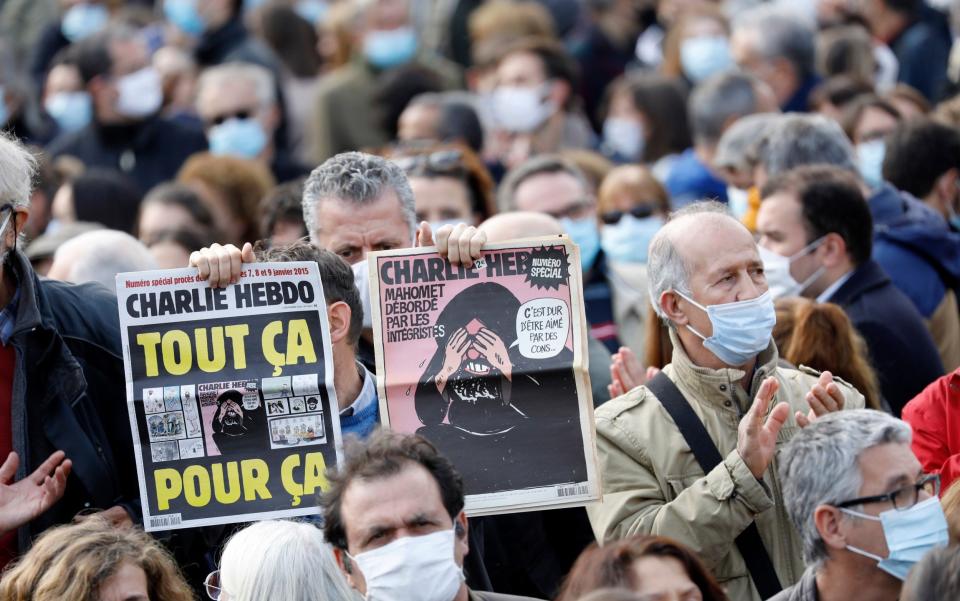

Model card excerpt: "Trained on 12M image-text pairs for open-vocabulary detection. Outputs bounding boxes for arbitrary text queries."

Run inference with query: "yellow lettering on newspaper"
[280,452,329,506]
[262,319,317,376]
[136,325,250,377]
[153,459,273,510]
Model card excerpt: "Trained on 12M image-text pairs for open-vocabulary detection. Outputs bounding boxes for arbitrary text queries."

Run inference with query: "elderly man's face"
[339,461,467,594]
[839,442,928,575]
[312,190,412,265]
[673,214,767,338]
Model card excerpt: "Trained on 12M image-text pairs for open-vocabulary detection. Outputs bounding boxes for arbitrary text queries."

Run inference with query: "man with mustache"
[211,389,265,456]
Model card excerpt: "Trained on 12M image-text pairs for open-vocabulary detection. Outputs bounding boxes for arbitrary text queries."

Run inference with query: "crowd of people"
[1,0,960,599]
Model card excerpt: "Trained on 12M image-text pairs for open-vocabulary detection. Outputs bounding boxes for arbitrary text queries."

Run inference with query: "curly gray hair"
[302,152,417,244]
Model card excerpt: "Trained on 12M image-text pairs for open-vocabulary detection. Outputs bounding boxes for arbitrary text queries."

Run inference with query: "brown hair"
[773,298,881,409]
[0,518,194,601]
[601,73,692,163]
[556,535,728,601]
[321,430,464,551]
[840,94,901,142]
[598,165,671,216]
[940,477,960,545]
[468,0,555,51]
[176,153,275,245]
[383,142,497,221]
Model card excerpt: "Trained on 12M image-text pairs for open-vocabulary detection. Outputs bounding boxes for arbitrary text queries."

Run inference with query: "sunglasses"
[600,205,656,225]
[391,150,465,175]
[205,570,223,600]
[207,110,256,127]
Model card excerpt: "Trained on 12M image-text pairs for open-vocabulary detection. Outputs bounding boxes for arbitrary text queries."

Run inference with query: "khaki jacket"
[586,331,865,601]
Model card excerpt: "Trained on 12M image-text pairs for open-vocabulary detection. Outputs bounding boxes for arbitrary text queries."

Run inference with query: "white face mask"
[351,529,464,601]
[758,237,826,299]
[114,66,163,119]
[351,258,373,330]
[491,84,554,133]
[726,186,750,220]
[602,117,645,160]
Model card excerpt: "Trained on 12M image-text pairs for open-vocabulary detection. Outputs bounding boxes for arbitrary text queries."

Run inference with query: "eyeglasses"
[204,570,223,600]
[600,205,656,225]
[391,150,465,175]
[835,473,940,511]
[207,110,257,127]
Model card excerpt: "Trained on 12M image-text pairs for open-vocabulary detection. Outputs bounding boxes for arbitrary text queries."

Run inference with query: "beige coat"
[586,330,865,601]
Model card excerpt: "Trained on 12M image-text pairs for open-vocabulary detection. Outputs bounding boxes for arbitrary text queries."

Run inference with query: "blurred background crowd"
[5,0,960,599]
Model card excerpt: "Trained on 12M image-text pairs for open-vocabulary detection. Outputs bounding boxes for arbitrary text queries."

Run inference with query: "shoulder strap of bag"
[646,371,783,599]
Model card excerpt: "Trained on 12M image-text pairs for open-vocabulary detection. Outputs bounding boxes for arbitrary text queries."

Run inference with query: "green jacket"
[309,53,463,162]
[586,330,865,601]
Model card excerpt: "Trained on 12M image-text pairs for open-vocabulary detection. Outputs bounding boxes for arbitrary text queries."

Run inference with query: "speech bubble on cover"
[511,298,569,359]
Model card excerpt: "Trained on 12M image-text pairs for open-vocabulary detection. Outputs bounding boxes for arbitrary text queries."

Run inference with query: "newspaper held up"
[116,263,341,531]
[369,237,600,515]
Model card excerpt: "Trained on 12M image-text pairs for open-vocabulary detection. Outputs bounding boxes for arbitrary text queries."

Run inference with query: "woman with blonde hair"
[0,517,193,601]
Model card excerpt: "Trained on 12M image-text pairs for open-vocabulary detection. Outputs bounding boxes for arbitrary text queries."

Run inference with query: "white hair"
[0,133,37,211]
[52,230,157,290]
[647,201,733,320]
[779,410,913,568]
[220,520,359,601]
[302,151,417,243]
[197,62,276,110]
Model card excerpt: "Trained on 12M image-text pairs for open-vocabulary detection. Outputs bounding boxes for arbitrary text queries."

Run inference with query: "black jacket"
[829,260,944,415]
[6,251,138,547]
[45,116,207,194]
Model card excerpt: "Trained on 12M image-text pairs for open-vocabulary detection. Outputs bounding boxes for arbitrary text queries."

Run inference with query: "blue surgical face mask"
[726,186,750,220]
[602,118,645,161]
[0,87,8,127]
[364,26,417,69]
[857,139,886,189]
[676,289,776,366]
[601,214,663,264]
[680,36,734,83]
[164,0,206,37]
[208,118,268,159]
[45,91,93,133]
[61,2,109,43]
[295,0,329,24]
[841,496,949,581]
[560,216,601,272]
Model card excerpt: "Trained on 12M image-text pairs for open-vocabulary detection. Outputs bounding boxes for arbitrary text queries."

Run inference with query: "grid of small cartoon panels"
[262,374,327,450]
[144,385,204,463]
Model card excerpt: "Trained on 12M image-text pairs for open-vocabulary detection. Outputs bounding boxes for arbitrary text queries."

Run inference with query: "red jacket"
[902,368,960,494]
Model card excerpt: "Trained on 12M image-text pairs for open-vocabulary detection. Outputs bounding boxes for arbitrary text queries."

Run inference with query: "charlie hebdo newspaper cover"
[369,237,600,515]
[116,263,342,531]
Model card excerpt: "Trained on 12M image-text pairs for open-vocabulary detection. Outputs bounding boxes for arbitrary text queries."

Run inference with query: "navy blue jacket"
[7,252,138,547]
[828,260,944,416]
[869,184,960,319]
[45,116,207,194]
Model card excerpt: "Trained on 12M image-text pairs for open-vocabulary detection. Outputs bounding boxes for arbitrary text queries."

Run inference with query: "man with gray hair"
[587,202,864,601]
[771,409,948,601]
[0,132,140,544]
[195,61,310,183]
[46,230,158,290]
[664,71,777,207]
[731,4,819,112]
[754,113,960,375]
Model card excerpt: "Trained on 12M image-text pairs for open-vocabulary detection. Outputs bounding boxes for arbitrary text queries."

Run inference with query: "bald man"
[47,230,158,290]
[586,202,865,601]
